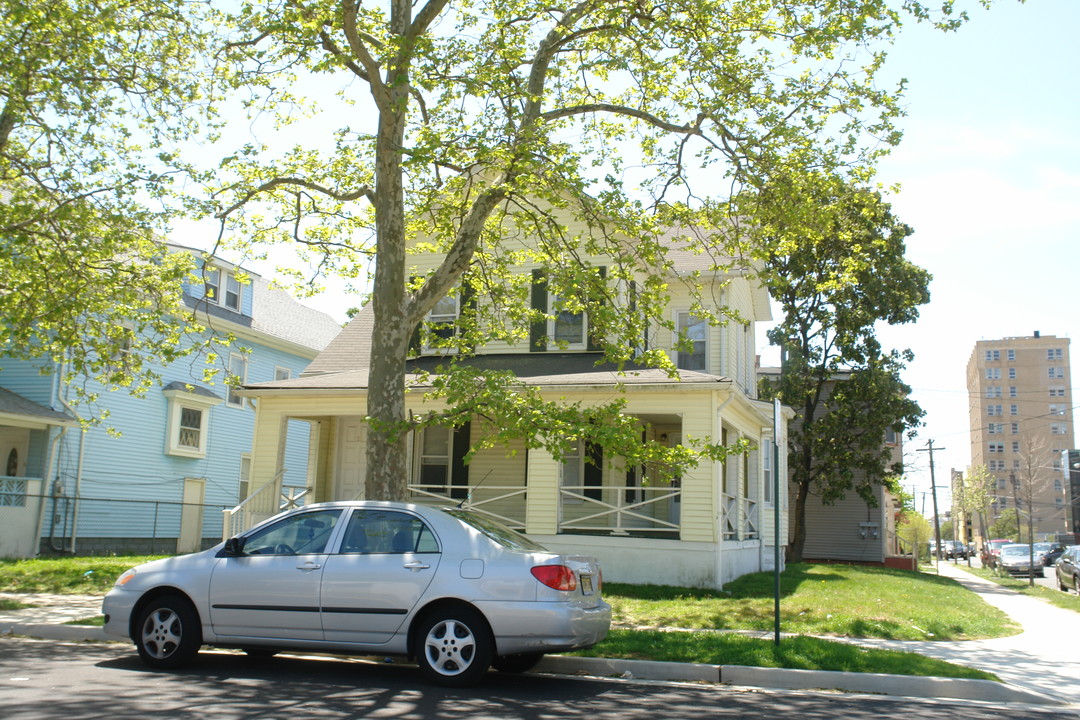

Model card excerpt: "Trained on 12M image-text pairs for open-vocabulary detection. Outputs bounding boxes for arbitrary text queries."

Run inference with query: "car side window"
[339,509,439,554]
[243,510,342,555]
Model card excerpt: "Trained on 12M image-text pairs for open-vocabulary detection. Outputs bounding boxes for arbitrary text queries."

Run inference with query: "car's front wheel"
[414,606,493,687]
[135,595,202,669]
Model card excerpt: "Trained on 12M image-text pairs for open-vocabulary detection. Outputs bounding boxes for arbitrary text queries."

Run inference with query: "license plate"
[580,574,594,595]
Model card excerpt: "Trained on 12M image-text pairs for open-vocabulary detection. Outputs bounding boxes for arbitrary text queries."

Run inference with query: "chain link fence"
[1,485,231,557]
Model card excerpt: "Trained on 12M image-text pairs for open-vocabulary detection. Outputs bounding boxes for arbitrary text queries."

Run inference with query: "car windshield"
[1002,546,1029,556]
[1033,543,1051,552]
[445,509,548,552]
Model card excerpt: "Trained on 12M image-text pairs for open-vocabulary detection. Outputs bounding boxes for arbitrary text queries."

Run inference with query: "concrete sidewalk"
[1,570,1075,708]
[836,560,1080,706]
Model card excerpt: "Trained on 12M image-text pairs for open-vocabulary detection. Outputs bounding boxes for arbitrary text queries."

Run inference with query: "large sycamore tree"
[0,0,215,404]
[753,174,930,562]
[200,0,972,500]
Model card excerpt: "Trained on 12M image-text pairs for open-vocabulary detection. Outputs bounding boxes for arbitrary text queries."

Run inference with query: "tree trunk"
[365,15,413,502]
[787,478,810,562]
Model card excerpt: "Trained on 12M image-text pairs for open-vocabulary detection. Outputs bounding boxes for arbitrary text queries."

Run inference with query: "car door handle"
[403,561,430,571]
[297,561,322,571]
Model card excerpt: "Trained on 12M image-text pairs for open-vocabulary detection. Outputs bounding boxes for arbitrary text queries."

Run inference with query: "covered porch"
[234,375,787,588]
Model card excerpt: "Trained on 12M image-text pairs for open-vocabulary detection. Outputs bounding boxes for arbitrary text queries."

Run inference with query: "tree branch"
[214,177,375,220]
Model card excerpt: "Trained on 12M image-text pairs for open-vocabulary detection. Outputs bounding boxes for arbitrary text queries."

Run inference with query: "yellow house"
[234,229,792,589]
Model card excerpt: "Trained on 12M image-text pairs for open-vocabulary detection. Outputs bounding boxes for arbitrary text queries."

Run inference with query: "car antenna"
[457,469,492,508]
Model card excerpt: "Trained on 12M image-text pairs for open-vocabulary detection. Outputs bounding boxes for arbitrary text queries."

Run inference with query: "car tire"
[135,595,202,669]
[1075,574,1080,596]
[492,652,545,674]
[414,606,493,687]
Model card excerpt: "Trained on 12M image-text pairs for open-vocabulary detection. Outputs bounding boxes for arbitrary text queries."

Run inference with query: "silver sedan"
[103,501,611,686]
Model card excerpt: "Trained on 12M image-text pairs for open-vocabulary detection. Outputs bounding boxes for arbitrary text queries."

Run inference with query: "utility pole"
[918,440,945,564]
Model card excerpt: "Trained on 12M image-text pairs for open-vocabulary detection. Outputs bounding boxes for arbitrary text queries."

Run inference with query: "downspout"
[714,390,735,589]
[37,424,67,556]
[55,360,86,554]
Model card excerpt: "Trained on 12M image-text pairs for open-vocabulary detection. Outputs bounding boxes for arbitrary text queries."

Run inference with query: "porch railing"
[722,492,758,540]
[408,483,527,530]
[558,484,681,536]
[221,471,309,540]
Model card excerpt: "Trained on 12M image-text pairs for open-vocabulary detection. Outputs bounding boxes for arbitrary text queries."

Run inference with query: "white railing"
[722,493,758,540]
[559,485,681,535]
[408,483,527,529]
[221,470,309,540]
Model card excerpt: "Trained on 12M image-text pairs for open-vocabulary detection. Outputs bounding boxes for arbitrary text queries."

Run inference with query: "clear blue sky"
[864,0,1080,509]
[175,0,1078,511]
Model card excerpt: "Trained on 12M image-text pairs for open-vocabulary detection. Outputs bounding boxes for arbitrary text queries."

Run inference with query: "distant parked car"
[102,501,611,686]
[1056,545,1080,594]
[981,539,1013,569]
[1038,543,1066,567]
[943,541,968,560]
[998,544,1044,577]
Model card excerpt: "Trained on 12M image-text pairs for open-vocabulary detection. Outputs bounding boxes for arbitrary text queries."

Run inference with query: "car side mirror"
[223,537,247,557]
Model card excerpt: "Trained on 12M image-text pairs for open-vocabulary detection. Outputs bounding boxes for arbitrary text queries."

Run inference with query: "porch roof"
[244,353,731,393]
[0,387,78,429]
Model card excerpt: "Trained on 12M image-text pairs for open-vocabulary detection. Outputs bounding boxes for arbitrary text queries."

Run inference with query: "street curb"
[535,656,1066,706]
[2,623,1066,706]
[1,622,108,642]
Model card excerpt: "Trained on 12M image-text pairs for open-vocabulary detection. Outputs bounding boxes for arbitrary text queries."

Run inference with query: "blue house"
[0,246,342,557]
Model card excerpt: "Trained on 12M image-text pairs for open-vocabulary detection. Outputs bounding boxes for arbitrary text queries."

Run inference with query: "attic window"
[204,266,242,311]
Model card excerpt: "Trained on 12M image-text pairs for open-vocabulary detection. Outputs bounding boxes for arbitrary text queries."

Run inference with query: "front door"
[320,508,441,644]
[209,508,343,640]
[335,417,365,500]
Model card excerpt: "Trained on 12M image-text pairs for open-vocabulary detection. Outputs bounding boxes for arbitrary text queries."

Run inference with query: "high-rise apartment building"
[966,333,1074,541]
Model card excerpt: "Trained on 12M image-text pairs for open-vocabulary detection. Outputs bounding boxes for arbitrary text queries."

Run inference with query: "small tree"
[955,464,996,546]
[753,176,929,562]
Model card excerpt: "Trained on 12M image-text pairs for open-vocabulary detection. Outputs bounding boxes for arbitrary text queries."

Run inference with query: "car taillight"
[531,565,578,591]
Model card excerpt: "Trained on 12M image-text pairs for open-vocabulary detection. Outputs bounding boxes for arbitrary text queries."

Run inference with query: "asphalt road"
[1,639,1075,720]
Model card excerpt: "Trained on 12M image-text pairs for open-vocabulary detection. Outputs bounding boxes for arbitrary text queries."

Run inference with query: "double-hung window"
[549,292,586,348]
[227,353,249,408]
[676,311,708,371]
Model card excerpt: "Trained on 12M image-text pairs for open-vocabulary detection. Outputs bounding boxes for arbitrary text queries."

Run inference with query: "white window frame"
[204,267,221,304]
[1008,367,1017,379]
[560,439,585,504]
[224,272,242,311]
[227,352,249,408]
[274,366,292,381]
[416,426,452,495]
[164,388,223,458]
[547,291,587,349]
[1007,349,1015,361]
[238,453,252,502]
[424,294,461,351]
[675,310,708,372]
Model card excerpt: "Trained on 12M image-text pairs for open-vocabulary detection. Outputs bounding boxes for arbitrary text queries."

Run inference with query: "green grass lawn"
[0,556,165,594]
[573,629,998,681]
[605,562,1020,641]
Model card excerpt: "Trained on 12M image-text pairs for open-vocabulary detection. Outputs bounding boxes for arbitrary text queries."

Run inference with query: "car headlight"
[115,568,137,586]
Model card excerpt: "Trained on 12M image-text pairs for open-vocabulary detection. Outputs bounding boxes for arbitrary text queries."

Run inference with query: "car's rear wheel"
[135,595,201,669]
[1074,574,1080,596]
[414,606,493,687]
[492,652,544,674]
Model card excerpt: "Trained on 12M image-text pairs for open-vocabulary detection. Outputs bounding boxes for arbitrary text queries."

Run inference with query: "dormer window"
[224,273,241,310]
[204,266,241,311]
